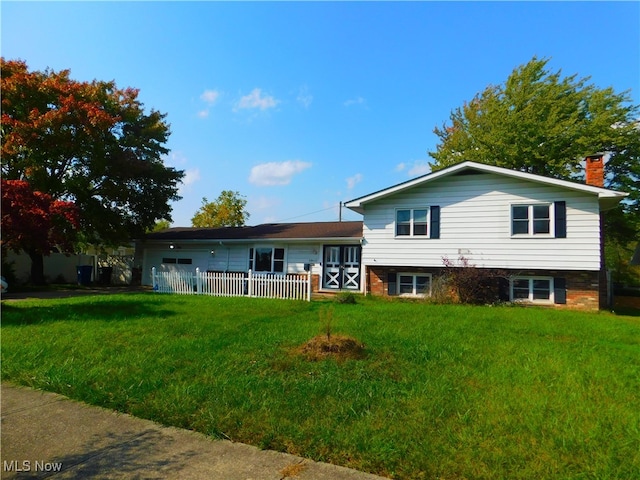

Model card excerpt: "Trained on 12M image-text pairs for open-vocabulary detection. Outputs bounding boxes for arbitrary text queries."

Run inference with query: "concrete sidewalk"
[1,383,387,480]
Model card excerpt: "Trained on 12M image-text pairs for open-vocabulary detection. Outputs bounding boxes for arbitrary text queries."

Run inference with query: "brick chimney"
[585,153,608,308]
[585,154,605,187]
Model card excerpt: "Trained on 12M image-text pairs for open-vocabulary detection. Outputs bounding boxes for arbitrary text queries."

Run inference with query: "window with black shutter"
[554,277,567,304]
[387,272,397,295]
[430,205,440,239]
[554,201,567,238]
[394,206,440,238]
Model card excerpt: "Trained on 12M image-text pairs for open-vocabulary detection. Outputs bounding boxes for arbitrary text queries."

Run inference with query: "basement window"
[511,277,553,303]
[391,273,432,297]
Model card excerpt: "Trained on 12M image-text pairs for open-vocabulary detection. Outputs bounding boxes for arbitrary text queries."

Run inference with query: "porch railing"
[151,267,311,301]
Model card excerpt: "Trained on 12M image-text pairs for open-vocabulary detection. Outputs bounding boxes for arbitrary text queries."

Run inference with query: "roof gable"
[344,161,627,213]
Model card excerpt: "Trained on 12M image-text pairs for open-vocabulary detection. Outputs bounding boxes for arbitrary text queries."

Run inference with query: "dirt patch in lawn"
[297,335,366,361]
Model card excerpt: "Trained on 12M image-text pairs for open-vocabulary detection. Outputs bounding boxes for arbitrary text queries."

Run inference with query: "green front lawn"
[2,294,639,479]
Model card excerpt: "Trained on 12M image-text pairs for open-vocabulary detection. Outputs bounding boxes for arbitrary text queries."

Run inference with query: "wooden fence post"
[248,269,253,298]
[307,270,312,302]
[152,267,157,292]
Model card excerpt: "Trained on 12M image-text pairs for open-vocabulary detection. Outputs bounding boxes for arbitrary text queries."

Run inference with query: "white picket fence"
[151,267,312,301]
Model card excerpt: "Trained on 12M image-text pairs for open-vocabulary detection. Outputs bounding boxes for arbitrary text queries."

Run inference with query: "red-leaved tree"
[1,179,80,284]
[1,58,184,283]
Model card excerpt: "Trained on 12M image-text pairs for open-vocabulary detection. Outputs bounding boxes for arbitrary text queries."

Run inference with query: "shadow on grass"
[1,298,175,326]
[613,306,640,317]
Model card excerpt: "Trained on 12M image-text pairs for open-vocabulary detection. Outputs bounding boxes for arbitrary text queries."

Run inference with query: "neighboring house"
[4,251,98,285]
[140,156,627,310]
[141,222,363,292]
[344,157,627,309]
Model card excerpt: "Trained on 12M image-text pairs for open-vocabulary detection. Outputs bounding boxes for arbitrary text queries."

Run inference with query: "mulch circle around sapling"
[297,334,366,361]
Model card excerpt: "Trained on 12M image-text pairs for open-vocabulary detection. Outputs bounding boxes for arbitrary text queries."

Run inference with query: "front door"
[323,245,361,290]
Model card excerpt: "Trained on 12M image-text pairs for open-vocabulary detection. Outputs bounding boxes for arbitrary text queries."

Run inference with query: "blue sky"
[2,1,638,227]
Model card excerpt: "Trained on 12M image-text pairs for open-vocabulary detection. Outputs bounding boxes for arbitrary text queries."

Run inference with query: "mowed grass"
[2,293,639,479]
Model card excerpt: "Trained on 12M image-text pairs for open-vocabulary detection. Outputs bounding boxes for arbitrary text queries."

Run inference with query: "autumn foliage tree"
[191,190,249,228]
[1,58,184,282]
[1,179,80,284]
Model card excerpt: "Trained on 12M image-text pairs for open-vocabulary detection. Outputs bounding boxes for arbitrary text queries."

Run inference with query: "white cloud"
[297,85,313,108]
[408,161,431,176]
[346,173,363,190]
[396,160,432,177]
[197,89,220,119]
[237,88,279,111]
[177,168,201,195]
[164,151,188,167]
[182,168,201,186]
[163,152,201,193]
[344,96,366,107]
[249,160,312,186]
[200,89,220,104]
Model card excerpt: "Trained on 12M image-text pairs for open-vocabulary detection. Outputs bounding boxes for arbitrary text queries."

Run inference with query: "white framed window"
[396,208,429,237]
[397,273,432,297]
[511,276,554,303]
[161,257,192,265]
[511,204,552,236]
[249,247,285,273]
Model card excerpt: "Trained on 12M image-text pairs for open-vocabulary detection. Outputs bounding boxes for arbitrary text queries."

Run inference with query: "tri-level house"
[343,156,627,309]
[140,156,626,310]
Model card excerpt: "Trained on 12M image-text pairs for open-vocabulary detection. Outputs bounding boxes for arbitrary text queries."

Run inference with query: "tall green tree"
[430,56,639,242]
[191,191,249,228]
[1,58,185,281]
[148,219,172,233]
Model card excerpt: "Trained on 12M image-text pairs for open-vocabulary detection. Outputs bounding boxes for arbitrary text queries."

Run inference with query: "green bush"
[442,256,505,305]
[335,291,358,304]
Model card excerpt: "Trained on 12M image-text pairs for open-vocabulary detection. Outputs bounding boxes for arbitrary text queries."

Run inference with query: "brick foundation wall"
[311,273,320,293]
[368,267,385,296]
[521,269,600,310]
[365,266,601,310]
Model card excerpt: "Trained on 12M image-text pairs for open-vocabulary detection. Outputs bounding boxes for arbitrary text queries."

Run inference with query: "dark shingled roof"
[145,221,363,241]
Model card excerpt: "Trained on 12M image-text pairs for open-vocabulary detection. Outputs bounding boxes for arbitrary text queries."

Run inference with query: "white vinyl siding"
[361,172,602,271]
[143,249,212,285]
[142,242,330,286]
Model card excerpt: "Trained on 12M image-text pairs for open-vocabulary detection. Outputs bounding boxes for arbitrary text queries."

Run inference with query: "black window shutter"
[387,272,397,295]
[498,277,510,302]
[555,201,567,238]
[430,206,440,239]
[554,277,567,304]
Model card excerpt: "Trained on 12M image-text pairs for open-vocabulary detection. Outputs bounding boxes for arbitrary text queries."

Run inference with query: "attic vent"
[452,169,488,176]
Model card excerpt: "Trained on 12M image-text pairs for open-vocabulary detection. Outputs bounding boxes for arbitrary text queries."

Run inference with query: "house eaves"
[344,161,628,213]
[143,221,363,243]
